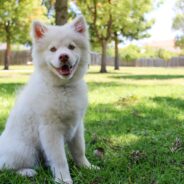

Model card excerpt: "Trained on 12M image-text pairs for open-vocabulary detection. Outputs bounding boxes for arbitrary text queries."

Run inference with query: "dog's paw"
[17,168,37,177]
[55,177,73,184]
[88,164,100,170]
[80,162,100,170]
[77,158,100,170]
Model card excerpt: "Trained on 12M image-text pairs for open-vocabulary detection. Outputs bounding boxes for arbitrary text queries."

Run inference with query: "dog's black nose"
[59,54,69,63]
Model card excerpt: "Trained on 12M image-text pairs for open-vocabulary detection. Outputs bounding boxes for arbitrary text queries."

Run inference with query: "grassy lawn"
[0,65,184,184]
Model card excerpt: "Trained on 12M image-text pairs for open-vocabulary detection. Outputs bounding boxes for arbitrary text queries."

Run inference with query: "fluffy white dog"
[0,16,94,184]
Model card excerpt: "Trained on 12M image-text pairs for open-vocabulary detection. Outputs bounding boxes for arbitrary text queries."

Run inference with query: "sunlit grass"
[0,65,184,183]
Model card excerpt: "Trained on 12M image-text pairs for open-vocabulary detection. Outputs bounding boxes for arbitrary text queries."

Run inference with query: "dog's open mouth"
[49,61,78,79]
[56,64,72,76]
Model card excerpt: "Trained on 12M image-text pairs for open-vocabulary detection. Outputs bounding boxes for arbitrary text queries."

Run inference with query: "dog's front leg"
[39,124,72,184]
[68,122,91,168]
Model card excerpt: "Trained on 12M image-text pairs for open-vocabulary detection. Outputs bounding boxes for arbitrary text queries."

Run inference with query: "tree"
[113,32,120,70]
[43,0,72,25]
[172,0,184,49]
[0,0,47,70]
[77,0,155,73]
[55,0,68,25]
[78,0,113,73]
[112,0,154,70]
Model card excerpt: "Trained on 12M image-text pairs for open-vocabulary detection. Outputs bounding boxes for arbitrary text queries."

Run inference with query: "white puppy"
[0,16,94,184]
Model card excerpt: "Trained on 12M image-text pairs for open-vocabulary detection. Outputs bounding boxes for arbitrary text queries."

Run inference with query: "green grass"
[0,65,184,184]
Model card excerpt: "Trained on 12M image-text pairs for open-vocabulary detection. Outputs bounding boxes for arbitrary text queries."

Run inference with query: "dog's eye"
[50,47,57,52]
[68,44,75,50]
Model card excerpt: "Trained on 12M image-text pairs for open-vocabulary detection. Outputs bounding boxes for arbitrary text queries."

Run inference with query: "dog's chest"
[40,84,87,126]
[55,87,86,118]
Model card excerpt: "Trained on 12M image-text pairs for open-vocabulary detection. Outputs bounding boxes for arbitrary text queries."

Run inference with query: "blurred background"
[0,2,184,183]
[0,0,184,72]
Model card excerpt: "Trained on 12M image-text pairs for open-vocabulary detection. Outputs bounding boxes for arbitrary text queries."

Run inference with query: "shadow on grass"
[86,96,184,138]
[152,96,184,110]
[87,69,124,74]
[0,116,6,131]
[87,81,122,91]
[84,96,184,183]
[0,83,24,96]
[110,74,184,80]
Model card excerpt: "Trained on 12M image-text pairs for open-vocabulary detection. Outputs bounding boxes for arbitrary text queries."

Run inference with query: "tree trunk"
[4,24,11,70]
[114,32,119,70]
[100,40,107,73]
[55,0,68,25]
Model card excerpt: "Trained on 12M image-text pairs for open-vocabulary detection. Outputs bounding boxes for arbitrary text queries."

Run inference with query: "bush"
[156,48,177,61]
[119,44,141,62]
[108,44,179,62]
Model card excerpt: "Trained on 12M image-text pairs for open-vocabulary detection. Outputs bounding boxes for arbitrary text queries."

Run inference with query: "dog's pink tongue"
[60,65,70,75]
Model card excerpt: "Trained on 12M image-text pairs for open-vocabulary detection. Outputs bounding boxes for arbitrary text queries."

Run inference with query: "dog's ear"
[32,21,48,40]
[72,16,87,34]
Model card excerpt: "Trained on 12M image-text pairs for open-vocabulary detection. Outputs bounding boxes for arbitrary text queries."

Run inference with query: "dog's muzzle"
[48,56,79,79]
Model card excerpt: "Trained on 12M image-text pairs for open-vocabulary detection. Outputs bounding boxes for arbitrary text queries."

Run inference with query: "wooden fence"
[1,50,184,67]
[90,52,135,66]
[135,57,184,67]
[0,50,32,65]
[90,52,184,67]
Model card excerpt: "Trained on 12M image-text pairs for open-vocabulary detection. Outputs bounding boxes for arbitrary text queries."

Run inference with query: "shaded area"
[0,114,7,131]
[87,81,122,91]
[83,96,184,183]
[0,83,24,96]
[153,96,184,110]
[0,83,24,131]
[110,74,184,80]
[86,97,184,138]
[87,70,130,75]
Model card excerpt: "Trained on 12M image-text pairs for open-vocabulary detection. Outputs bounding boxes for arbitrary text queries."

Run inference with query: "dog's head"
[31,16,89,84]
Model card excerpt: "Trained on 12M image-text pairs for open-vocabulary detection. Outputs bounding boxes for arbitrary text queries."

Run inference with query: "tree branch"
[105,0,112,40]
[92,0,101,40]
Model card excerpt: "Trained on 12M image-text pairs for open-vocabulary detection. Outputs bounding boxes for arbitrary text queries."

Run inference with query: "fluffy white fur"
[0,16,94,184]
